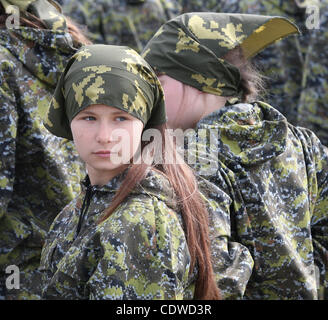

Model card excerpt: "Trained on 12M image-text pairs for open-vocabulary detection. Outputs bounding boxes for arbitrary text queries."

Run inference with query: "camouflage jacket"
[0,27,85,300]
[189,101,328,299]
[41,170,196,299]
[40,167,255,300]
[59,0,182,52]
[216,0,328,146]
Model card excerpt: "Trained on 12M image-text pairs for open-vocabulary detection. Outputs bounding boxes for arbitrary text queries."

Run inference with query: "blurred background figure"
[0,0,90,299]
[57,0,181,52]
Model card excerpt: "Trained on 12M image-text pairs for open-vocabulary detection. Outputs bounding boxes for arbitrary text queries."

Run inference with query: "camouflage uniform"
[216,0,328,146]
[41,171,195,299]
[190,101,328,299]
[142,13,328,299]
[59,0,182,52]
[0,4,85,299]
[40,169,255,299]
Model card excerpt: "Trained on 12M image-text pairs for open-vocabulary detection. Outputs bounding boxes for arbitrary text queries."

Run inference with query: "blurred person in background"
[58,0,181,52]
[0,0,90,300]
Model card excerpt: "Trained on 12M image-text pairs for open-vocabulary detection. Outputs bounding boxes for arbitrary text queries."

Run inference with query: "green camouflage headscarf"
[1,0,67,32]
[142,12,300,99]
[44,44,166,140]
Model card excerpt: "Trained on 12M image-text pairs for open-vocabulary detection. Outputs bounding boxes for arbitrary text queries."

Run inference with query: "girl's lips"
[93,151,111,158]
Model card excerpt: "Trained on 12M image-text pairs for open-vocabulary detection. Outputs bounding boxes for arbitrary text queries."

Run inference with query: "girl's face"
[71,104,144,186]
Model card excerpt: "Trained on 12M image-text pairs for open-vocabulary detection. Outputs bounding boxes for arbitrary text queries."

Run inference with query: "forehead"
[80,104,131,115]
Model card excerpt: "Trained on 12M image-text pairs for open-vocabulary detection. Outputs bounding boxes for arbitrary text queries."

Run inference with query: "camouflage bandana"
[142,12,300,99]
[1,0,68,32]
[44,44,166,140]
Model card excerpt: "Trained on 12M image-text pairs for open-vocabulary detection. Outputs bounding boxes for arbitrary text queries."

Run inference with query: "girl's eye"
[115,116,127,122]
[83,116,96,121]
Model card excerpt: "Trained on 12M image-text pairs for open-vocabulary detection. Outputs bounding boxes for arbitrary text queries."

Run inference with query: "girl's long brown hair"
[98,123,221,300]
[0,4,92,45]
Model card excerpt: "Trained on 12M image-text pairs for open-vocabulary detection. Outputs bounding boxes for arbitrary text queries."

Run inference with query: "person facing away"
[39,44,223,300]
[0,0,91,300]
[142,12,328,299]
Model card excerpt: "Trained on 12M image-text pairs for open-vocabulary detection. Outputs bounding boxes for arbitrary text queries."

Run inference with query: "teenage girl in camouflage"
[40,44,222,299]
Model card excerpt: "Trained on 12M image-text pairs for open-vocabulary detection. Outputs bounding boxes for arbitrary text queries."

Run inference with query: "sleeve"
[43,195,192,300]
[304,130,328,299]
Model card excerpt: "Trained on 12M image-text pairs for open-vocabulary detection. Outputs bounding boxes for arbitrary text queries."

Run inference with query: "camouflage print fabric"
[0,0,35,11]
[44,44,166,140]
[58,0,182,52]
[142,12,299,99]
[40,168,252,299]
[0,26,85,299]
[189,101,328,299]
[40,170,196,299]
[215,0,328,146]
[1,0,68,31]
[177,0,220,12]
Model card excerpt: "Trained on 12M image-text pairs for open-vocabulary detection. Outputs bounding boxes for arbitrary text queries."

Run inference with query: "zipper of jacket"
[74,185,95,240]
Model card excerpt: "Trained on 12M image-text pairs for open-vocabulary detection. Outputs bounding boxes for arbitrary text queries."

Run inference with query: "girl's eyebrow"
[111,110,129,116]
[79,109,130,116]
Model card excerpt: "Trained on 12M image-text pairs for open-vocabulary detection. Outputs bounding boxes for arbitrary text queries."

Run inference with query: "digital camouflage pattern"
[142,12,299,100]
[215,0,328,146]
[0,25,85,299]
[40,168,255,300]
[44,44,166,140]
[189,101,328,299]
[58,0,182,52]
[40,170,195,299]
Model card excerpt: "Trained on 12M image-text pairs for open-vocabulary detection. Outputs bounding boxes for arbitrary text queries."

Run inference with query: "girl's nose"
[95,123,112,144]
